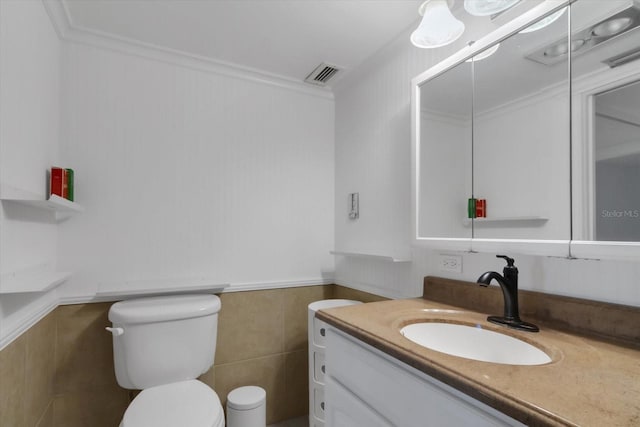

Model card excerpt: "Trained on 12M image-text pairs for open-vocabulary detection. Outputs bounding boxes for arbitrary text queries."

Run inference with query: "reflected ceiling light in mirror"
[466,42,500,61]
[543,39,584,58]
[464,0,519,17]
[411,0,465,48]
[527,4,640,66]
[591,17,633,37]
[520,8,566,34]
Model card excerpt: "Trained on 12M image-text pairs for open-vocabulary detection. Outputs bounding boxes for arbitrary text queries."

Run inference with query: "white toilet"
[107,294,225,427]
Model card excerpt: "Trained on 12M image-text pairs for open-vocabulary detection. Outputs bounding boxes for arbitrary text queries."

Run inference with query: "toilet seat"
[120,380,224,427]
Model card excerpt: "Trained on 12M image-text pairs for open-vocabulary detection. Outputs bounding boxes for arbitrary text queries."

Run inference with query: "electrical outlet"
[438,254,462,273]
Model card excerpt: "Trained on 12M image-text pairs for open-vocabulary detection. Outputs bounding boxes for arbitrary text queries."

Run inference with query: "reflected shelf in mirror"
[462,216,549,226]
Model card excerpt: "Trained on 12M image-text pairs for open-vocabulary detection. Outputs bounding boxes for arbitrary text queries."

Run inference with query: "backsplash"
[0,285,384,427]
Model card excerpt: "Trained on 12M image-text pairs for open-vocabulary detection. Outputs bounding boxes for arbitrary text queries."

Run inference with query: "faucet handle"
[496,255,515,266]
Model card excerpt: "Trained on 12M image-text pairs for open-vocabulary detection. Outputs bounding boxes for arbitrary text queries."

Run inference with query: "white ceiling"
[62,0,424,85]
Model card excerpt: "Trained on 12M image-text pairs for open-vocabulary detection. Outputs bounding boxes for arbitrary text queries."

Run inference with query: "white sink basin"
[400,322,551,365]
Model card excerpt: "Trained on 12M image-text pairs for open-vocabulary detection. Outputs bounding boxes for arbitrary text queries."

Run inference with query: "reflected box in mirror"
[468,198,477,219]
[476,199,486,218]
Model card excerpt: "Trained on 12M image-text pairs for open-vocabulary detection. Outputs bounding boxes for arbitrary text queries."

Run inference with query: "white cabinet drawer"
[314,351,326,383]
[313,386,325,420]
[325,376,393,427]
[313,318,328,347]
[326,328,524,427]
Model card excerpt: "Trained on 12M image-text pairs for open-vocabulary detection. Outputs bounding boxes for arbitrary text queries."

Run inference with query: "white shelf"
[0,183,83,219]
[0,269,71,294]
[462,216,549,226]
[97,279,230,298]
[330,251,411,263]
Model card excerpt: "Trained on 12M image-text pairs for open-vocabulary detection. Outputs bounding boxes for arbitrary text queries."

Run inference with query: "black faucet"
[477,255,539,332]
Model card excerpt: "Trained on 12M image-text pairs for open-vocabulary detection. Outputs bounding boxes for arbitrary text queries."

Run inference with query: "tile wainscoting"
[0,285,385,426]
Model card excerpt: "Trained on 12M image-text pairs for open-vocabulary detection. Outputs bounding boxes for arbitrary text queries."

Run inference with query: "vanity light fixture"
[411,0,465,48]
[464,0,520,17]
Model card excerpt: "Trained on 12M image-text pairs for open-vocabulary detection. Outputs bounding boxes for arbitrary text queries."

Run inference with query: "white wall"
[57,42,335,299]
[0,0,335,348]
[333,18,640,306]
[0,0,62,347]
[333,26,462,298]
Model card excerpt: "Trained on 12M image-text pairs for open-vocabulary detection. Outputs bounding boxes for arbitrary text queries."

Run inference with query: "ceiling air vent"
[304,63,341,86]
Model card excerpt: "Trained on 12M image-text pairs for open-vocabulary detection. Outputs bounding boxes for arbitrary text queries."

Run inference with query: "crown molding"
[41,0,334,100]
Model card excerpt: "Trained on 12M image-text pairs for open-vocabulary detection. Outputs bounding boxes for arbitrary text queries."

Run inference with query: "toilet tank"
[108,294,221,389]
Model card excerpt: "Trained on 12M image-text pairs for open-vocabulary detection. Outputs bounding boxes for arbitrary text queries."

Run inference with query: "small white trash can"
[226,386,266,427]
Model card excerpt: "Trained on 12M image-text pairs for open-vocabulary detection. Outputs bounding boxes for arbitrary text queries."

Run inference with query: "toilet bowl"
[107,295,224,427]
[120,380,224,427]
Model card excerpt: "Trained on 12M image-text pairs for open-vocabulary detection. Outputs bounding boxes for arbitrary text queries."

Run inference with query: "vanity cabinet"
[324,327,524,427]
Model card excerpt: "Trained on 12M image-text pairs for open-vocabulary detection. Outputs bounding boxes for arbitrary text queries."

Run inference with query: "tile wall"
[0,285,385,426]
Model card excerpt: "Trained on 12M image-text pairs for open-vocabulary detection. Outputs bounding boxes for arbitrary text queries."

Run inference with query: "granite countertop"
[316,297,640,427]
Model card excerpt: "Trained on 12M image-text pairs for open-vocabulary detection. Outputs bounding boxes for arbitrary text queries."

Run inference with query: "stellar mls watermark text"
[601,209,640,218]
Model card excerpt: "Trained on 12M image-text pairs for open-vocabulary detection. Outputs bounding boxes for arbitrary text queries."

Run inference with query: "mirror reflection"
[472,7,570,240]
[594,82,640,241]
[418,61,472,239]
[417,6,571,242]
[571,0,640,242]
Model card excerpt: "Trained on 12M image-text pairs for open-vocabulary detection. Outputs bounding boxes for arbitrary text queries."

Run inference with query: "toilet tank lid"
[109,294,221,324]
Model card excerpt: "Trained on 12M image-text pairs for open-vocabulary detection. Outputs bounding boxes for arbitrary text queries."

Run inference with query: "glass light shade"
[411,0,465,48]
[520,8,566,34]
[466,43,500,62]
[464,0,519,17]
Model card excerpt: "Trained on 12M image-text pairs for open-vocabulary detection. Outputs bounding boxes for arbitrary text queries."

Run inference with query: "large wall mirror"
[413,0,640,260]
[412,1,571,256]
[571,0,640,260]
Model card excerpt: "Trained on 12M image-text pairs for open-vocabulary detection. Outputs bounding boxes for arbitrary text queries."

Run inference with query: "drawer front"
[314,351,326,384]
[313,385,325,420]
[313,318,328,347]
[326,328,524,427]
[325,376,393,427]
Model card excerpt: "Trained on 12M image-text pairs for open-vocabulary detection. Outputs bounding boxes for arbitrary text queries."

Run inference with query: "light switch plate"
[349,192,359,219]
